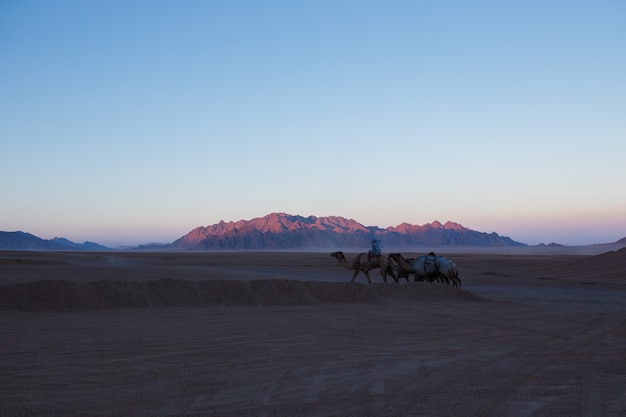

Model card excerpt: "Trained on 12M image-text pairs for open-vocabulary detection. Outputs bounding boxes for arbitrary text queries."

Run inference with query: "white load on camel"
[411,252,460,288]
[411,252,440,276]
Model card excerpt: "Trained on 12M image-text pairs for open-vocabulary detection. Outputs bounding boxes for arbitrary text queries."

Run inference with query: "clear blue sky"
[1,0,625,247]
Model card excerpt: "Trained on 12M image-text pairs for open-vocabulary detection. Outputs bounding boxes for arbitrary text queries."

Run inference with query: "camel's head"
[330,251,344,260]
[388,253,401,261]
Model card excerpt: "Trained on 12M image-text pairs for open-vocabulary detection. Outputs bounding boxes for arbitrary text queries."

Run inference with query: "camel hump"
[367,252,385,262]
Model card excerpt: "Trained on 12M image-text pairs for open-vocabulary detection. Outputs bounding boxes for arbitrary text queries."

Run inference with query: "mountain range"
[0,231,109,251]
[3,213,625,251]
[165,213,525,250]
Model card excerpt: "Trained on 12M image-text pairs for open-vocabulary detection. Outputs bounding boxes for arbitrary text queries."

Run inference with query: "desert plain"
[1,245,625,417]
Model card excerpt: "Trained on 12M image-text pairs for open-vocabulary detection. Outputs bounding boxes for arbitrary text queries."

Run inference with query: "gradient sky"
[1,0,625,247]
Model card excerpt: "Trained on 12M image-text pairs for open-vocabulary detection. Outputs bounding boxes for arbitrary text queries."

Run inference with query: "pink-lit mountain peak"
[201,214,465,235]
[386,220,465,233]
[443,221,467,231]
[217,213,370,234]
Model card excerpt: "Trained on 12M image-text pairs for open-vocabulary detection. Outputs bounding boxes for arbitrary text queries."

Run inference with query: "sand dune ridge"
[0,278,480,311]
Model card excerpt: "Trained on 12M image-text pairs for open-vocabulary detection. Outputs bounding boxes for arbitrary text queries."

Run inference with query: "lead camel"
[330,251,396,283]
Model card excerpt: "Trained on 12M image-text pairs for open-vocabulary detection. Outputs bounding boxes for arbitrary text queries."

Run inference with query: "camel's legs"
[363,271,372,284]
[452,276,462,289]
[350,270,360,282]
[383,265,397,283]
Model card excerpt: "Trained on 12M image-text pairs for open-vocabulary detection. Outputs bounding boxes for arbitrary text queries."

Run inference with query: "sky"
[1,0,625,247]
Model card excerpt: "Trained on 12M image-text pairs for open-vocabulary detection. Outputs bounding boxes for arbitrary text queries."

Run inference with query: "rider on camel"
[368,238,382,260]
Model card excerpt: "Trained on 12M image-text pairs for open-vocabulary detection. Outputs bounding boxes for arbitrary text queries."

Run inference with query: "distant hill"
[0,231,109,251]
[169,213,525,250]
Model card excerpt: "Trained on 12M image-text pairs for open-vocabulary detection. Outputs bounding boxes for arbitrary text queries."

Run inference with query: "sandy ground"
[1,247,625,416]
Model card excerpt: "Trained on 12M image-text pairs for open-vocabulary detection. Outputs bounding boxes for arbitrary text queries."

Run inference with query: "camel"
[388,253,461,289]
[388,255,414,283]
[330,251,396,283]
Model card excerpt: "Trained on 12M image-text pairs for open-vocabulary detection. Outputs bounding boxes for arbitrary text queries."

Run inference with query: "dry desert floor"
[1,247,626,417]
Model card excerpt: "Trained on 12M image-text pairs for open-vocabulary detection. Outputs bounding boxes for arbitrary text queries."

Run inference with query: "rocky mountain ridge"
[0,231,109,251]
[4,213,625,251]
[168,213,525,250]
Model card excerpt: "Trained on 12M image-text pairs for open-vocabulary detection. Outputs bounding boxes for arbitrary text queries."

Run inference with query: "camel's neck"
[337,256,352,269]
[396,255,413,270]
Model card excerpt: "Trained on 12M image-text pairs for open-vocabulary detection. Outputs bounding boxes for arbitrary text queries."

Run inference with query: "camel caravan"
[331,240,461,289]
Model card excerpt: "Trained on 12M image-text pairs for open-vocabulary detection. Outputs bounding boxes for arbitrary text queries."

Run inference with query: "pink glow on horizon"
[468,214,626,246]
